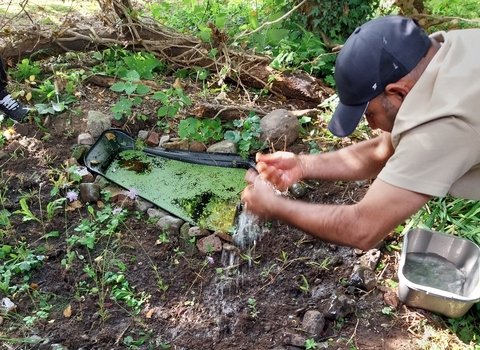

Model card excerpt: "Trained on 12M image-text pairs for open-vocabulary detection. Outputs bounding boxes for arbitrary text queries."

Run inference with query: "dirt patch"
[1,80,469,350]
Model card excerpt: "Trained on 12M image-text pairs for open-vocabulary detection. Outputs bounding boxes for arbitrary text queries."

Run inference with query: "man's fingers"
[244,168,259,184]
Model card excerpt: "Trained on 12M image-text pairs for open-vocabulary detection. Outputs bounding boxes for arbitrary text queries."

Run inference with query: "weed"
[304,338,318,349]
[260,263,277,280]
[297,274,310,293]
[157,231,170,244]
[224,111,266,158]
[105,271,151,315]
[14,197,41,223]
[381,306,397,317]
[178,117,223,144]
[247,297,259,318]
[152,87,192,118]
[333,317,345,331]
[307,257,333,270]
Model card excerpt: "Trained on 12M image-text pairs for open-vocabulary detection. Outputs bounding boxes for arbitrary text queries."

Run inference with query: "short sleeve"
[378,117,480,197]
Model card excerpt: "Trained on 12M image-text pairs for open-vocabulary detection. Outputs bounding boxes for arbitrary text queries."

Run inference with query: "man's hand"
[241,168,282,219]
[255,152,304,191]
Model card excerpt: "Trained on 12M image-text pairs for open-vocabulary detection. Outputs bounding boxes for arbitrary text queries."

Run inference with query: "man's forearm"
[299,133,393,181]
[271,197,382,250]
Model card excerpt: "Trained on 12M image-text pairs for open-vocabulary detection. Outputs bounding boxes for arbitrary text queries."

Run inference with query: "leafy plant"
[270,26,336,80]
[291,0,380,42]
[9,58,41,82]
[224,111,266,157]
[305,338,318,350]
[247,297,259,317]
[152,87,192,118]
[297,274,310,293]
[110,70,151,120]
[105,271,150,314]
[14,198,41,223]
[406,196,480,245]
[178,117,223,144]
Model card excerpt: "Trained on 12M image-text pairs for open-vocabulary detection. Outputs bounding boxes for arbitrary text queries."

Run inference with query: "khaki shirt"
[378,29,480,199]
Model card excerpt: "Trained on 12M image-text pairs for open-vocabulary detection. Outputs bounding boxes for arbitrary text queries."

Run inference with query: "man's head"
[328,16,431,137]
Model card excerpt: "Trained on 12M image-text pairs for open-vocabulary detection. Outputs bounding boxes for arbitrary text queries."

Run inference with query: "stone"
[92,175,109,190]
[196,234,222,255]
[147,208,169,219]
[215,231,233,243]
[348,266,377,291]
[135,198,154,213]
[70,145,89,162]
[137,130,149,140]
[162,139,189,150]
[322,292,356,320]
[0,151,8,160]
[189,141,207,152]
[302,310,325,336]
[207,140,237,153]
[79,183,101,203]
[358,249,381,270]
[77,133,95,145]
[260,109,300,148]
[288,182,306,198]
[159,135,170,146]
[282,331,306,347]
[188,226,210,237]
[73,166,94,183]
[87,110,111,138]
[383,288,399,308]
[145,131,160,146]
[157,216,184,234]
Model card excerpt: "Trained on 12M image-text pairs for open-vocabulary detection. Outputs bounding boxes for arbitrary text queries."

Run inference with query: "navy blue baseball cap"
[328,16,432,137]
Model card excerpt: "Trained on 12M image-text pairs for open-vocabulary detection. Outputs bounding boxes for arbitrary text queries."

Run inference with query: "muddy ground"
[0,74,474,350]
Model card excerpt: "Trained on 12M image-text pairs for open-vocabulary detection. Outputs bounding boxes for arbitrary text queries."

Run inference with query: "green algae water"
[104,151,247,232]
[403,252,466,295]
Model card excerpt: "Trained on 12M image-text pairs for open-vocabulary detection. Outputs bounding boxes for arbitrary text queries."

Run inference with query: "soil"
[1,79,465,350]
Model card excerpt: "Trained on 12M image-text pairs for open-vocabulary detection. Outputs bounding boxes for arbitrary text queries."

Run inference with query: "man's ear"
[385,81,410,100]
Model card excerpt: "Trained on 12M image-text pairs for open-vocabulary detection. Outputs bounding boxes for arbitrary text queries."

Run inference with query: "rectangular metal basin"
[398,228,480,318]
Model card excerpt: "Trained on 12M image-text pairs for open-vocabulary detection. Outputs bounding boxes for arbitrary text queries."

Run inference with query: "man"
[241,15,480,250]
[0,54,29,122]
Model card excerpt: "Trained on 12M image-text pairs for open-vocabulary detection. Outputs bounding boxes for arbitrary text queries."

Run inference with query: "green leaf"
[157,105,169,117]
[110,81,126,92]
[180,95,192,106]
[123,81,137,95]
[215,15,226,29]
[224,130,241,143]
[135,84,151,95]
[152,91,168,104]
[125,70,140,81]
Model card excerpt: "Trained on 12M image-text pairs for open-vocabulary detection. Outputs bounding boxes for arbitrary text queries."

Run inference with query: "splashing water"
[232,210,262,250]
[232,177,286,251]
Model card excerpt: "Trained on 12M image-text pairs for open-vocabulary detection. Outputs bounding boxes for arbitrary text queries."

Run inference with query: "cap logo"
[383,37,387,44]
[372,83,377,90]
[393,62,398,69]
